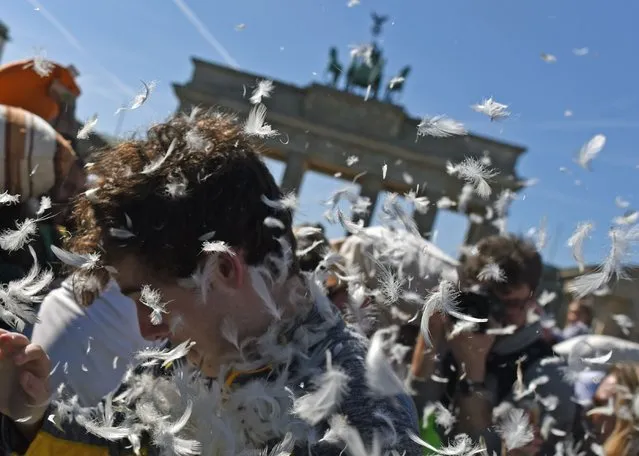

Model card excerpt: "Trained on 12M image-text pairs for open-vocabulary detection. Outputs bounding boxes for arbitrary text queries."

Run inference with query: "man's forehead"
[494,283,531,299]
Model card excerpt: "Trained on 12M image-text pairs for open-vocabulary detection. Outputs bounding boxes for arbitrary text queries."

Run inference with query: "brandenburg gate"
[172,14,527,247]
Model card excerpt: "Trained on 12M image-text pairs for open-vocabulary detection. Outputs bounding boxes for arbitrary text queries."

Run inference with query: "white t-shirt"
[31,279,152,406]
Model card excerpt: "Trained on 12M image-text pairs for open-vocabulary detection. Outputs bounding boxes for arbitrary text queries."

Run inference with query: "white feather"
[77,114,99,139]
[0,218,38,251]
[577,134,606,170]
[366,328,407,397]
[292,351,350,425]
[244,104,278,138]
[50,246,101,270]
[582,350,613,364]
[0,191,20,206]
[568,221,594,272]
[249,80,274,105]
[471,97,511,121]
[494,408,534,451]
[416,115,467,138]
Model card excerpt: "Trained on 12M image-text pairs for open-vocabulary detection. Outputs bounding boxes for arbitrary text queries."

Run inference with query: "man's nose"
[138,318,171,342]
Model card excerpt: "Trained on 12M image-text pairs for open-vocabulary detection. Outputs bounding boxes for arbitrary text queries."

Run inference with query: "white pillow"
[553,334,639,364]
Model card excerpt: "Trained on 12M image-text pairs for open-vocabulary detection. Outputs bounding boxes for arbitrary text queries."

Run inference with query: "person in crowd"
[0,105,86,284]
[29,277,160,406]
[410,234,575,454]
[338,224,458,338]
[573,363,639,455]
[557,297,594,341]
[0,109,421,455]
[293,222,350,310]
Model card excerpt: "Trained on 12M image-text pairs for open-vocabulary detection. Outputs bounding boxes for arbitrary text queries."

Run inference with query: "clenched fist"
[0,330,51,431]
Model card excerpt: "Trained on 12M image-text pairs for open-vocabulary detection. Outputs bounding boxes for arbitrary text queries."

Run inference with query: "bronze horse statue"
[384,65,411,103]
[345,43,385,99]
[325,47,343,87]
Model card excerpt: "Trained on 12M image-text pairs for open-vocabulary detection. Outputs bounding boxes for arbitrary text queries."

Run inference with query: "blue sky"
[3,0,639,268]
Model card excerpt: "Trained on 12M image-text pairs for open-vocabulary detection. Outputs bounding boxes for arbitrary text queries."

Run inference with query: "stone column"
[414,204,438,240]
[354,174,383,227]
[280,153,307,195]
[464,218,500,246]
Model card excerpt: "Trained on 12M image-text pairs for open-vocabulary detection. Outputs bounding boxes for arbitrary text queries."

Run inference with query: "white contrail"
[172,0,240,69]
[25,0,135,97]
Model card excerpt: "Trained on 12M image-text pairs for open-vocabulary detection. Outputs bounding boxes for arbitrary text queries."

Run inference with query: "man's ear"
[215,251,245,290]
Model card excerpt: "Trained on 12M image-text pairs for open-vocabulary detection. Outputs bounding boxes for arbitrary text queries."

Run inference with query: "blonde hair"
[603,363,639,456]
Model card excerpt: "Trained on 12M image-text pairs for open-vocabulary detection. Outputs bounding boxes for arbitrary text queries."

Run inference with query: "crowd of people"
[1,58,639,456]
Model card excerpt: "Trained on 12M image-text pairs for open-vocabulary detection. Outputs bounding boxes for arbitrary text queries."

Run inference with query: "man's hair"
[68,109,297,302]
[459,234,542,293]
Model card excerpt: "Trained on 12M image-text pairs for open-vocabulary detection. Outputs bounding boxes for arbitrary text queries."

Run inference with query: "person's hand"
[447,323,495,381]
[0,330,51,429]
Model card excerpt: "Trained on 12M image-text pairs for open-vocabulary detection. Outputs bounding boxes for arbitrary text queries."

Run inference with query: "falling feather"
[613,210,639,225]
[0,218,38,251]
[569,224,639,297]
[36,196,51,216]
[436,196,456,209]
[202,240,235,256]
[382,163,387,179]
[567,222,594,272]
[615,196,630,209]
[136,340,196,368]
[576,134,606,170]
[0,191,20,206]
[346,155,359,166]
[139,285,169,325]
[77,114,98,139]
[447,157,499,199]
[421,280,486,346]
[582,350,613,364]
[477,263,506,283]
[416,115,467,138]
[296,240,324,257]
[220,317,240,350]
[366,328,407,397]
[250,80,274,105]
[495,408,535,451]
[471,97,511,121]
[611,313,634,336]
[0,246,52,329]
[540,53,557,63]
[292,351,350,425]
[433,402,456,435]
[447,320,478,339]
[108,228,136,240]
[150,400,201,456]
[248,268,282,320]
[537,290,557,307]
[51,245,100,270]
[142,139,177,175]
[264,217,285,230]
[244,104,279,137]
[405,189,429,214]
[261,192,298,211]
[115,80,156,115]
[486,325,517,335]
